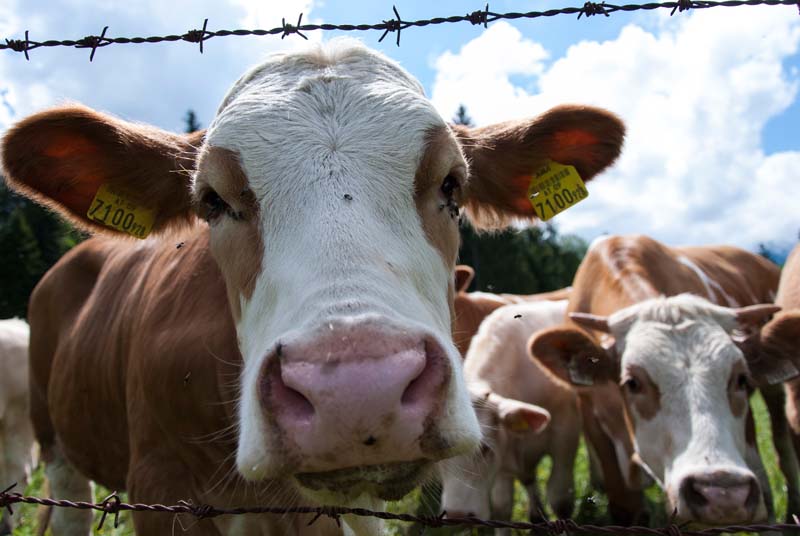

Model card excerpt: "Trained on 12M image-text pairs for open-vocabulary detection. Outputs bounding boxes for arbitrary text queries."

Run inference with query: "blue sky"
[1,0,798,251]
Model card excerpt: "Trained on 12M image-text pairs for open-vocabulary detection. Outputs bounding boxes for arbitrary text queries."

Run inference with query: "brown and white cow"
[0,318,36,536]
[0,39,624,535]
[765,244,800,514]
[441,300,579,533]
[529,234,796,526]
[452,265,571,358]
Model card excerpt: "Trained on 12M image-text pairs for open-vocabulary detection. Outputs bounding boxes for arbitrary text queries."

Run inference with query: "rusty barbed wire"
[2,486,800,534]
[1,0,799,60]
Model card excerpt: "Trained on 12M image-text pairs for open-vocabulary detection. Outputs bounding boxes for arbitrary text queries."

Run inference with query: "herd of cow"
[0,38,798,536]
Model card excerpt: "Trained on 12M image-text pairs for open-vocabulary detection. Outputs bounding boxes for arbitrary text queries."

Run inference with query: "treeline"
[0,179,84,318]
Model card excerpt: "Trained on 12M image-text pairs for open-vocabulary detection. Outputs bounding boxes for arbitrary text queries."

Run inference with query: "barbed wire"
[1,1,799,61]
[2,485,800,534]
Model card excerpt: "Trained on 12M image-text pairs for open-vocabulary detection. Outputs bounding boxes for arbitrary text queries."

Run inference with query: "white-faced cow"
[530,234,798,526]
[0,39,624,535]
[440,300,579,533]
[0,318,36,536]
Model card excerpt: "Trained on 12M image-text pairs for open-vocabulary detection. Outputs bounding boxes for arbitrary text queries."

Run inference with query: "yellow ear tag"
[509,418,530,432]
[87,184,155,239]
[527,160,588,221]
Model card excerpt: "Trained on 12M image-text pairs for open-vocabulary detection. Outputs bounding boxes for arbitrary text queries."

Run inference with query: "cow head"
[530,294,792,525]
[1,39,624,505]
[439,383,550,520]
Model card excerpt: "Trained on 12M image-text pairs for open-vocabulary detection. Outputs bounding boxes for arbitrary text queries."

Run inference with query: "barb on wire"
[2,488,800,534]
[5,30,32,60]
[378,6,404,47]
[671,0,695,14]
[579,1,611,17]
[183,18,210,53]
[281,13,308,40]
[2,0,797,58]
[468,4,491,27]
[75,26,109,62]
[96,491,121,530]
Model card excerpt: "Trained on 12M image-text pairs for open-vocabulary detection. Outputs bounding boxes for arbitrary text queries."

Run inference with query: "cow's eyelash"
[199,189,246,222]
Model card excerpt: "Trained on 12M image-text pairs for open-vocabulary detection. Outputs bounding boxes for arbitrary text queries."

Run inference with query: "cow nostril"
[681,477,709,509]
[401,340,446,406]
[264,361,315,422]
[363,435,378,446]
[745,478,760,514]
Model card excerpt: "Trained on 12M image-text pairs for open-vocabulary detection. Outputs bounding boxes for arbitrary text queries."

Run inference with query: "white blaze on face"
[609,295,764,522]
[195,40,478,483]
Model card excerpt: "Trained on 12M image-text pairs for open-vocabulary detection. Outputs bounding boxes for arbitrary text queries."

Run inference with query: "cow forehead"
[621,319,743,384]
[203,41,447,202]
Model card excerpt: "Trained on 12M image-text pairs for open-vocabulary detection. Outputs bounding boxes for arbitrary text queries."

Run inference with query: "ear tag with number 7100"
[527,160,588,221]
[87,183,155,239]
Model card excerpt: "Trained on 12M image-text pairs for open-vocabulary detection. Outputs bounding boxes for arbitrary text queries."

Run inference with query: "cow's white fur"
[677,255,741,307]
[197,39,479,504]
[0,318,36,533]
[607,294,766,519]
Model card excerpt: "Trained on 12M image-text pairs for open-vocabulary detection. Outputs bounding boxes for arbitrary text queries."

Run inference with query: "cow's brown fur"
[28,231,339,534]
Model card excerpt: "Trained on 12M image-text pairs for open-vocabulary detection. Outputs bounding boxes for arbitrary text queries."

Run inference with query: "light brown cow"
[453,265,571,357]
[0,39,624,535]
[441,299,579,535]
[529,234,796,526]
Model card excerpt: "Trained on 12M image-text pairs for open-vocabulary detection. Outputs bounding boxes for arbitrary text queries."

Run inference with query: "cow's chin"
[294,460,430,502]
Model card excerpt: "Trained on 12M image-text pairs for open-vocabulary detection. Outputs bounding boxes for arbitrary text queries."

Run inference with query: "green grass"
[2,391,788,535]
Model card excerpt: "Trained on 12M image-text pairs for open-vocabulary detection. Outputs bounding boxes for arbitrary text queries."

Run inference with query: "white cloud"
[431,8,800,249]
[0,0,317,133]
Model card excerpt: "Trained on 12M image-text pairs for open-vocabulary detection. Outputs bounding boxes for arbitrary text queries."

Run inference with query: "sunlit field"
[4,392,786,535]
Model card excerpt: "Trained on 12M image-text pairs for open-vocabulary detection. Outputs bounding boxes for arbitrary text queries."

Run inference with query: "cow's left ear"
[453,105,625,229]
[741,310,800,385]
[488,393,550,434]
[529,325,618,387]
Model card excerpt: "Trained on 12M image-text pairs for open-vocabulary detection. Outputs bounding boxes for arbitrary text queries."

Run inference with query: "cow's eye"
[736,373,749,391]
[201,189,229,222]
[440,175,460,199]
[623,377,641,394]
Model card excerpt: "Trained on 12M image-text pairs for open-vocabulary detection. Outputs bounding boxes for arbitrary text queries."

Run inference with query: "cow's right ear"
[454,105,625,229]
[454,265,475,293]
[1,105,204,236]
[744,311,800,385]
[529,325,618,386]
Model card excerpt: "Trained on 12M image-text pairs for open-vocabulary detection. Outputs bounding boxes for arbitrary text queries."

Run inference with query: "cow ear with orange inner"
[1,105,204,237]
[453,104,625,229]
[529,325,619,387]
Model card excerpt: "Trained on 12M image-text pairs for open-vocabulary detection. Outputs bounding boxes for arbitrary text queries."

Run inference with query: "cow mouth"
[294,460,429,500]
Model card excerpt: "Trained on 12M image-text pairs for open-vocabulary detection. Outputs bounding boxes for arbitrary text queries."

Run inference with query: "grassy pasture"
[3,392,788,535]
